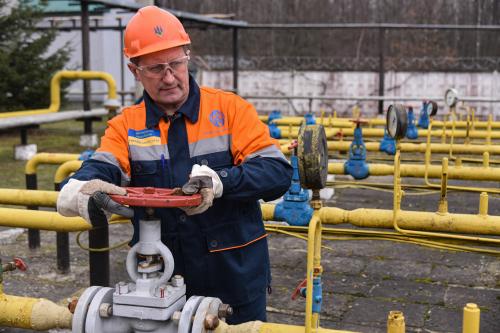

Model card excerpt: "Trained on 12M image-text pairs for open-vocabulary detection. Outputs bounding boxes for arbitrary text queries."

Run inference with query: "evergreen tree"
[0,0,71,111]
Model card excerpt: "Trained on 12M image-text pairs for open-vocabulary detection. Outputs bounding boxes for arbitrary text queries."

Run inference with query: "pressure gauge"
[386,104,407,140]
[426,100,438,117]
[444,88,459,107]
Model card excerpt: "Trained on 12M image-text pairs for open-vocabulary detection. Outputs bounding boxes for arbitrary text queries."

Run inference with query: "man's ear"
[127,63,140,81]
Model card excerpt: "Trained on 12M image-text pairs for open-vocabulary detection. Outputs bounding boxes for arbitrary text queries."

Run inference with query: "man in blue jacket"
[57,6,292,324]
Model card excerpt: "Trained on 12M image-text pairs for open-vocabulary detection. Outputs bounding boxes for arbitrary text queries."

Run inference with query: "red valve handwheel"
[291,278,307,300]
[109,187,202,208]
[13,258,27,271]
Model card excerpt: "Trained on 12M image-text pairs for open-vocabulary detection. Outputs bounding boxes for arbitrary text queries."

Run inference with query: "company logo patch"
[128,129,161,147]
[154,25,164,37]
[209,110,224,127]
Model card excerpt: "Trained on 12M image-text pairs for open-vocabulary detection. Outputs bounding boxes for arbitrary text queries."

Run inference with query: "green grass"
[0,119,108,190]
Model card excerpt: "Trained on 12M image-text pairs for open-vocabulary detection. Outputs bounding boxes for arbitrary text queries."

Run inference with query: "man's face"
[129,46,190,111]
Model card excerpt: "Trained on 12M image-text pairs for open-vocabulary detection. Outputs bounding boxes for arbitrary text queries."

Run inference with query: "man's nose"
[161,68,176,83]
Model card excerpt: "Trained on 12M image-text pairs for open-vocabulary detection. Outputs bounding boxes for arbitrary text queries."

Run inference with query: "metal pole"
[118,17,125,106]
[232,28,239,93]
[25,172,40,249]
[89,224,110,286]
[81,1,92,133]
[378,28,385,115]
[54,182,70,273]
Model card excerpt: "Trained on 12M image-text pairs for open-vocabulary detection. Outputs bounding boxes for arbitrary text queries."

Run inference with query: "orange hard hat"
[124,6,191,59]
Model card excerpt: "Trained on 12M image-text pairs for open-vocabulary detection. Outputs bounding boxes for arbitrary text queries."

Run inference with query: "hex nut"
[171,275,184,287]
[172,310,182,325]
[218,303,233,318]
[67,297,79,314]
[99,303,113,318]
[204,314,220,330]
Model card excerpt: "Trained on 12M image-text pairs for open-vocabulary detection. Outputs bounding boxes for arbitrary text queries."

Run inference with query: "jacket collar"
[145,75,200,128]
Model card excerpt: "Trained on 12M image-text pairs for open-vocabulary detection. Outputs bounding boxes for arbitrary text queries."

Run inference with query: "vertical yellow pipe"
[482,152,489,168]
[438,158,448,214]
[478,192,488,216]
[305,213,321,333]
[387,311,405,333]
[462,303,480,333]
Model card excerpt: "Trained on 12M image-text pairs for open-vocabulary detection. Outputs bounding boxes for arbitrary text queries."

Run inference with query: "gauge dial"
[386,104,408,140]
[444,88,459,107]
[426,100,438,117]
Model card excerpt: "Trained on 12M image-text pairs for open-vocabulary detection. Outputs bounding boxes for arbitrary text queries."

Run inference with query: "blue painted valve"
[304,113,316,125]
[380,129,396,155]
[268,110,282,123]
[268,110,282,139]
[274,141,313,226]
[406,106,418,139]
[418,101,430,129]
[344,120,369,179]
[291,276,323,314]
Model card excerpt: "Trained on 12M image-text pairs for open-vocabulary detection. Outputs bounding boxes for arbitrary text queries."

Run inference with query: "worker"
[57,5,292,325]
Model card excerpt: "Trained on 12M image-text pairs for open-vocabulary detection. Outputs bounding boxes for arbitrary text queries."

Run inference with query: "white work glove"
[57,179,127,224]
[180,164,223,215]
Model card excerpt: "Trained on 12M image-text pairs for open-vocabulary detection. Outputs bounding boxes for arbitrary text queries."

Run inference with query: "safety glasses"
[135,55,190,79]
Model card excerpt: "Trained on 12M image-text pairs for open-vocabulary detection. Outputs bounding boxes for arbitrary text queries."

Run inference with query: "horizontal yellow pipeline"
[0,285,72,330]
[279,140,500,155]
[278,127,500,139]
[261,204,500,236]
[327,162,500,181]
[214,321,356,333]
[260,115,500,129]
[0,189,58,207]
[1,198,498,237]
[25,153,80,175]
[0,70,117,118]
[0,207,90,232]
[54,160,83,184]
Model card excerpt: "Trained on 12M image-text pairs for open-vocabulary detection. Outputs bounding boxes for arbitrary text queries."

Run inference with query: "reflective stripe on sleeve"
[244,145,288,162]
[91,151,131,186]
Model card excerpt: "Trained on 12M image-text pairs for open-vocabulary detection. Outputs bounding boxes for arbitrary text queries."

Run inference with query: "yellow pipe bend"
[0,285,72,330]
[25,153,80,175]
[54,160,83,184]
[0,70,118,119]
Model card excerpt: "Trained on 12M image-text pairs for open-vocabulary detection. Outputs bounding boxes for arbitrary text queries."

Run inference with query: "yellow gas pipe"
[0,284,72,330]
[392,142,500,246]
[424,119,500,192]
[214,321,357,333]
[277,126,500,140]
[326,161,500,183]
[280,140,500,155]
[25,153,80,175]
[54,160,83,184]
[0,70,118,118]
[260,114,500,129]
[462,303,480,333]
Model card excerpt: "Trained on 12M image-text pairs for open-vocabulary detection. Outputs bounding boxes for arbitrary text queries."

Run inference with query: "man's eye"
[147,64,164,73]
[170,61,183,69]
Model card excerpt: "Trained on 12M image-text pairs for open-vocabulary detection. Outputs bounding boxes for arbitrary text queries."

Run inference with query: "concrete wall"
[200,70,500,119]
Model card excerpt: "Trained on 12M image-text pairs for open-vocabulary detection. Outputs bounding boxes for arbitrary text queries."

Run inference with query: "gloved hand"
[57,179,132,224]
[180,164,223,215]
